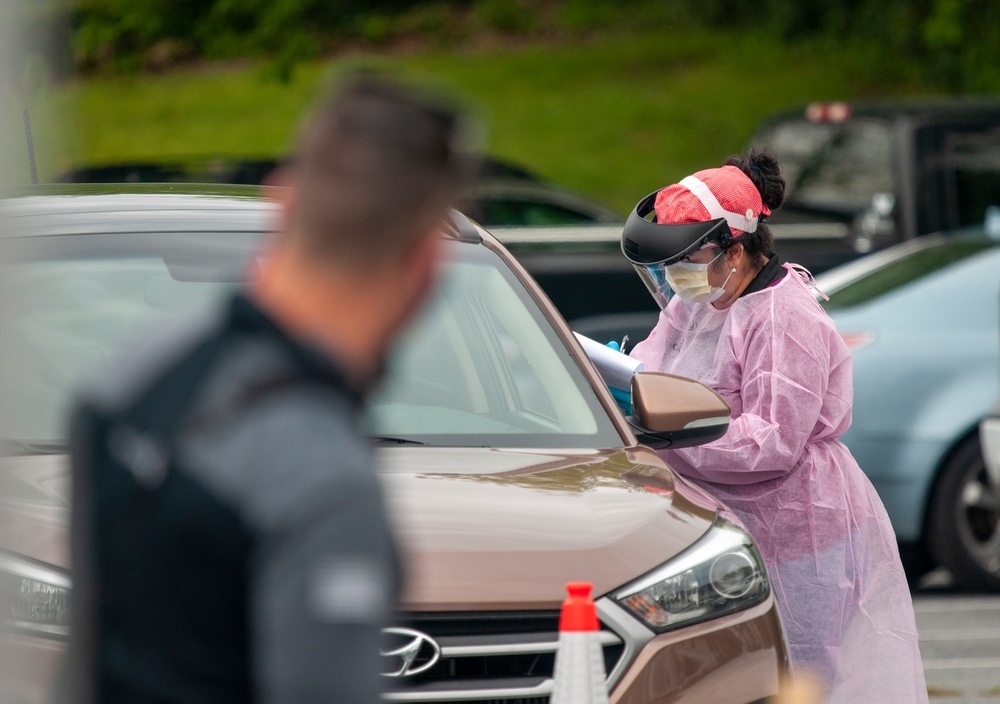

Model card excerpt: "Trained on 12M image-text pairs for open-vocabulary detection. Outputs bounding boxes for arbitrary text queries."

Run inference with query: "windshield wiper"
[0,438,69,456]
[371,435,426,446]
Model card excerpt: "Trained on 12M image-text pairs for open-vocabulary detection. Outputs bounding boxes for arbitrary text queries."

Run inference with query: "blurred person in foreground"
[621,151,927,703]
[65,73,477,704]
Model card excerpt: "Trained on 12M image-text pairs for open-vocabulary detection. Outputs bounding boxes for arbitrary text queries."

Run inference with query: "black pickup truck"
[500,99,1000,345]
[748,99,1000,273]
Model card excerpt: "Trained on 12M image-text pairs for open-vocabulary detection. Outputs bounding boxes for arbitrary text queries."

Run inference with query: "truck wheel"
[927,436,1000,592]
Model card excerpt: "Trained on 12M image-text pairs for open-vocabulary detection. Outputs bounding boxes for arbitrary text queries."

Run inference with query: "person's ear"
[726,243,745,269]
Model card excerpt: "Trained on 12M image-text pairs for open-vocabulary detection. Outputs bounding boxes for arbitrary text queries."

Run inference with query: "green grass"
[14,26,962,213]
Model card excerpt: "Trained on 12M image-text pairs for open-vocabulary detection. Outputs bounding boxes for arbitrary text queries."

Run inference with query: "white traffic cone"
[551,582,610,704]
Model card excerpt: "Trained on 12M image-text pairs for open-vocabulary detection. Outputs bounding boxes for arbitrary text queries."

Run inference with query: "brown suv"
[0,189,788,703]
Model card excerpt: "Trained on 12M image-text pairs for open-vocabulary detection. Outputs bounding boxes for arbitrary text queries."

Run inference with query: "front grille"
[382,611,625,703]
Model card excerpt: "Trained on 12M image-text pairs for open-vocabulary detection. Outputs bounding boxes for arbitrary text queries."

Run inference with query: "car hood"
[0,447,722,612]
[377,446,719,611]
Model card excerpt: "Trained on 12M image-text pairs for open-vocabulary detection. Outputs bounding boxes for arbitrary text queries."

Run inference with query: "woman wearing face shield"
[623,151,927,703]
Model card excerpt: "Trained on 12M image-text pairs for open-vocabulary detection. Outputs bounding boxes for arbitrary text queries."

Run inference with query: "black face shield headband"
[620,190,733,267]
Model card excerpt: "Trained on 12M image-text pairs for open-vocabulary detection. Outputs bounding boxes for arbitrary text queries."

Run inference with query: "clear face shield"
[621,191,733,311]
[632,249,730,309]
[633,261,674,310]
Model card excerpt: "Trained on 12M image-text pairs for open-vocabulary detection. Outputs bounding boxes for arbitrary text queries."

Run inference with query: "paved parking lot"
[915,584,1000,702]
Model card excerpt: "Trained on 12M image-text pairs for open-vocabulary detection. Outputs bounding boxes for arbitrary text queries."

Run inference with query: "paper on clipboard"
[573,332,645,392]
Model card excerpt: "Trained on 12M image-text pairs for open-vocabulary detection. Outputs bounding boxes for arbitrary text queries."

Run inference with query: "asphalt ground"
[914,572,1000,702]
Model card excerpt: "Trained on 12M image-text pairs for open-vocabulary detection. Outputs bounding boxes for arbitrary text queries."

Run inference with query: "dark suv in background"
[501,99,1000,346]
[56,156,622,229]
[749,99,1000,273]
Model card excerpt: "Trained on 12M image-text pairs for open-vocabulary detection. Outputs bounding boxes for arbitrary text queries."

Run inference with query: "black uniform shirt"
[68,292,400,704]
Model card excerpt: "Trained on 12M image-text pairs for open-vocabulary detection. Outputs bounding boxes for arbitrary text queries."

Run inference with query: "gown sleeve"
[628,309,668,369]
[664,306,833,485]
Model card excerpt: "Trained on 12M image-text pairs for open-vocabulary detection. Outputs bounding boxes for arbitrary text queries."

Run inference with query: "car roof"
[813,229,994,294]
[2,182,266,203]
[0,189,275,236]
[0,187,482,243]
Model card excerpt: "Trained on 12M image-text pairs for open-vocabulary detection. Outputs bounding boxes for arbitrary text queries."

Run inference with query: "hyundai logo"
[380,627,442,678]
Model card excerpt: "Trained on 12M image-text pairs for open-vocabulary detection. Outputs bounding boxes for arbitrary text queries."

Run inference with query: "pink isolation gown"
[630,264,928,703]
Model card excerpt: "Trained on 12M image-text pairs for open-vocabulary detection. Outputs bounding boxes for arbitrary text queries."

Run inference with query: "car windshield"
[820,236,997,311]
[0,231,258,445]
[368,242,620,447]
[0,230,619,449]
[752,117,894,214]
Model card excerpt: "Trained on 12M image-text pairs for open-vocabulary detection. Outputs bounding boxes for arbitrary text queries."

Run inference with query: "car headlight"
[612,518,769,632]
[0,551,70,638]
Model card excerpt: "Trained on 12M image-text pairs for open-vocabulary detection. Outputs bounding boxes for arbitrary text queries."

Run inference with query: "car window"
[821,238,997,310]
[1,254,240,443]
[753,118,894,213]
[368,243,621,447]
[0,231,620,449]
[0,227,259,444]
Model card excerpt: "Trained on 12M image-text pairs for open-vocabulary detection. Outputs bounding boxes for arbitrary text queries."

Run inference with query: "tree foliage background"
[64,0,1000,92]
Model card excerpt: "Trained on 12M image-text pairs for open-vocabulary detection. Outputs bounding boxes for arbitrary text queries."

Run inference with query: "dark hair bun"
[723,148,785,212]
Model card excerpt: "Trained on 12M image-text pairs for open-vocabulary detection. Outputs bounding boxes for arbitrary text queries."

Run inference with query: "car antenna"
[22,107,38,185]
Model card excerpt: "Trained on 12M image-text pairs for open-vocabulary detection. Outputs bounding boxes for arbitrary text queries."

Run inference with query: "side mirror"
[627,372,730,450]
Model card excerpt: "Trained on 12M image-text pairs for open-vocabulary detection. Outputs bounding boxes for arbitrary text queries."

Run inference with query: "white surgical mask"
[664,250,736,304]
